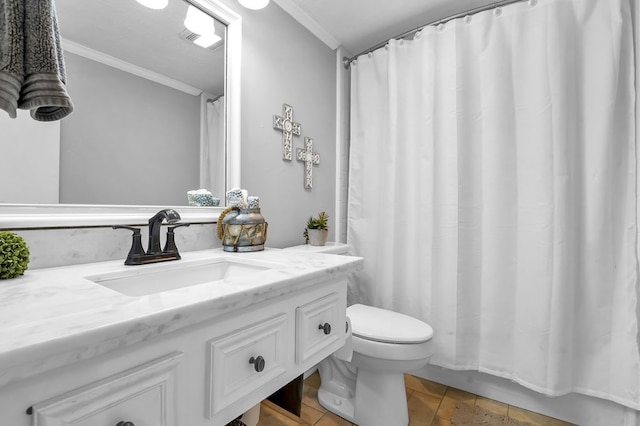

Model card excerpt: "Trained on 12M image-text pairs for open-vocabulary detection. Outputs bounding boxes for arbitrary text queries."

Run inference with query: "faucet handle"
[112,225,146,265]
[163,223,191,255]
[113,225,139,232]
[168,223,191,229]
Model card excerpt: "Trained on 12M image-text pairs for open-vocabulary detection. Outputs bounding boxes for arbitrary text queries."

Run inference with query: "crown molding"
[272,0,341,50]
[61,39,203,96]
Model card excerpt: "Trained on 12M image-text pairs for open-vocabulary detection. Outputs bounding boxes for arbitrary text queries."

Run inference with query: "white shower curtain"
[347,0,640,409]
[201,96,225,199]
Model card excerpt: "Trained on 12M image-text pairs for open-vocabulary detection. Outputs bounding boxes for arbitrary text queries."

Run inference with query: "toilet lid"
[347,304,434,344]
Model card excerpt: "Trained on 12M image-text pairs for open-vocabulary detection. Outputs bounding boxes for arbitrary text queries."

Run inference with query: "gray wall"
[229,1,338,248]
[60,53,201,206]
[17,1,339,269]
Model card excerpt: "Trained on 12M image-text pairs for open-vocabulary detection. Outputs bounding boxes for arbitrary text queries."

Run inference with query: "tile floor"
[257,372,575,426]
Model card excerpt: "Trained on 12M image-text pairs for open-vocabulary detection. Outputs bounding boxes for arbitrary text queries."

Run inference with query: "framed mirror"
[0,0,241,228]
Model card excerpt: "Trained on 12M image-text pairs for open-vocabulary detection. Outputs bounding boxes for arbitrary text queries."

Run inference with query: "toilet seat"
[351,334,435,362]
[347,304,433,344]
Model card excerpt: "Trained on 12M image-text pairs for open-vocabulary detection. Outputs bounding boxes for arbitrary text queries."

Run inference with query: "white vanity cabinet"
[0,346,189,426]
[204,278,347,424]
[296,292,344,364]
[206,313,291,418]
[31,352,183,426]
[0,272,350,426]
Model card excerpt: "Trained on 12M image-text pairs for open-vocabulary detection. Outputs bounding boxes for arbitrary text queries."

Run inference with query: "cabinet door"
[31,352,182,426]
[206,313,289,418]
[296,292,343,364]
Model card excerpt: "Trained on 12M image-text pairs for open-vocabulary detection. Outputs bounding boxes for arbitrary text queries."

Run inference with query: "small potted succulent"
[0,231,30,280]
[304,212,329,246]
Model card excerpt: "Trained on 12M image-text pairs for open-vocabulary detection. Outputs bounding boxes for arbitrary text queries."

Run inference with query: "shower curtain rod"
[343,0,527,69]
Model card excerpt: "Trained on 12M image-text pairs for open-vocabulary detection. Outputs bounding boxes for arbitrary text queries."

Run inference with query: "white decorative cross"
[296,137,320,189]
[273,104,301,161]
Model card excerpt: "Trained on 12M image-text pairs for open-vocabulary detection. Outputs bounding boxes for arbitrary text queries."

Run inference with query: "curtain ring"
[528,0,537,5]
[436,23,445,31]
[414,29,422,39]
[367,52,373,58]
[463,15,472,24]
[494,7,502,16]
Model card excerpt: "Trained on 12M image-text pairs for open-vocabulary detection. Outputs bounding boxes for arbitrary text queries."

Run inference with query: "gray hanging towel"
[0,0,24,118]
[0,0,73,121]
[19,0,73,121]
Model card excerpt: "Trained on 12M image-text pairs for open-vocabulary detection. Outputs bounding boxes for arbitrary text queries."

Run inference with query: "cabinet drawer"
[206,313,289,416]
[296,293,343,363]
[31,352,182,426]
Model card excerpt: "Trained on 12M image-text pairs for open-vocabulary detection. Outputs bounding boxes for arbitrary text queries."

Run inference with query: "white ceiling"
[55,0,506,93]
[56,0,226,95]
[273,0,506,55]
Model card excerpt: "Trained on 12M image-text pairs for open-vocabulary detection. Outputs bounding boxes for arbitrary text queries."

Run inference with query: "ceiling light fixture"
[135,0,168,10]
[194,33,222,48]
[238,0,270,10]
[184,5,215,36]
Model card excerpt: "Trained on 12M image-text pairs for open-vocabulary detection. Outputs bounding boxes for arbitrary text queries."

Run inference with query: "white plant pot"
[307,229,328,246]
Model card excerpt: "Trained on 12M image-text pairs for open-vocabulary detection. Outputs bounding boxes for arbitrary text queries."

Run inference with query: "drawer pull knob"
[249,355,266,372]
[116,422,135,426]
[319,323,332,335]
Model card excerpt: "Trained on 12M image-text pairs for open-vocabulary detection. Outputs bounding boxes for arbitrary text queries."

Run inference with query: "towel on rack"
[0,0,73,121]
[0,0,24,118]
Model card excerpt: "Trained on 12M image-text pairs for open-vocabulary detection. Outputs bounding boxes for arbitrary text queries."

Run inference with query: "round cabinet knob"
[319,323,332,335]
[249,356,266,372]
[115,422,135,426]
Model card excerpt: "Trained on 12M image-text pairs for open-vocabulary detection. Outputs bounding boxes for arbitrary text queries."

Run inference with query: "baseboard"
[414,365,637,426]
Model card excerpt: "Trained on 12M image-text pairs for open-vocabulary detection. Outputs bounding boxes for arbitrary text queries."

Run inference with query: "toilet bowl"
[284,243,435,426]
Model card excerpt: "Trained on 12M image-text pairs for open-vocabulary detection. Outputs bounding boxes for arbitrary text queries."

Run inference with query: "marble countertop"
[0,248,363,387]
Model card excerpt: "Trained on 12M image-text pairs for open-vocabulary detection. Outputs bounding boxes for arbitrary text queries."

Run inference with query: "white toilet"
[284,243,435,426]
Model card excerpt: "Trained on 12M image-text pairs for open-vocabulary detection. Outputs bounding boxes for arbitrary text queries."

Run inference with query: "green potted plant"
[303,212,329,246]
[0,231,30,279]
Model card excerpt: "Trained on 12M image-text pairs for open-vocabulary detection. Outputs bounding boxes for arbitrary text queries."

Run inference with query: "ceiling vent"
[179,28,200,42]
[179,28,222,51]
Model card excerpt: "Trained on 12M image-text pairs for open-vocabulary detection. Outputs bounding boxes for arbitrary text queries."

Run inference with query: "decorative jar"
[218,207,268,252]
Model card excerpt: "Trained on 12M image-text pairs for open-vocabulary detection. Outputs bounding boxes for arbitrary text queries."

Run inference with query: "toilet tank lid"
[347,304,434,344]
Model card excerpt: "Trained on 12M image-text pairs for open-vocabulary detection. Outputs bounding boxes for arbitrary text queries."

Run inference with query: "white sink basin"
[86,258,275,297]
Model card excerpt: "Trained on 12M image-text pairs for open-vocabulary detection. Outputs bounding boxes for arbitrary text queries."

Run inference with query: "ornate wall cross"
[273,104,301,161]
[296,137,320,189]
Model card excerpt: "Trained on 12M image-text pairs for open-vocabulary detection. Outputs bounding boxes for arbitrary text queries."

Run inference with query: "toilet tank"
[283,242,349,255]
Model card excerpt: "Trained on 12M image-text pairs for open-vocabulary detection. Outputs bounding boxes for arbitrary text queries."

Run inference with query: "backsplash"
[15,223,219,269]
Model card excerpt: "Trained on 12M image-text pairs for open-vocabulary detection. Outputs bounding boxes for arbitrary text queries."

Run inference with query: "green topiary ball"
[0,231,30,279]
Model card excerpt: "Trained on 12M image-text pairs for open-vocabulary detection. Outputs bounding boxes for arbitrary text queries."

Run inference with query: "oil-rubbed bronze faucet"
[113,209,190,265]
[147,208,181,254]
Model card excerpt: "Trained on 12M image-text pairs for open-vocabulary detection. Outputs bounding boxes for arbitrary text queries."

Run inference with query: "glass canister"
[217,207,268,252]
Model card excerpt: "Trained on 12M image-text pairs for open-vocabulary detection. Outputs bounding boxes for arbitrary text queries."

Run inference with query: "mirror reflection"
[0,0,226,206]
